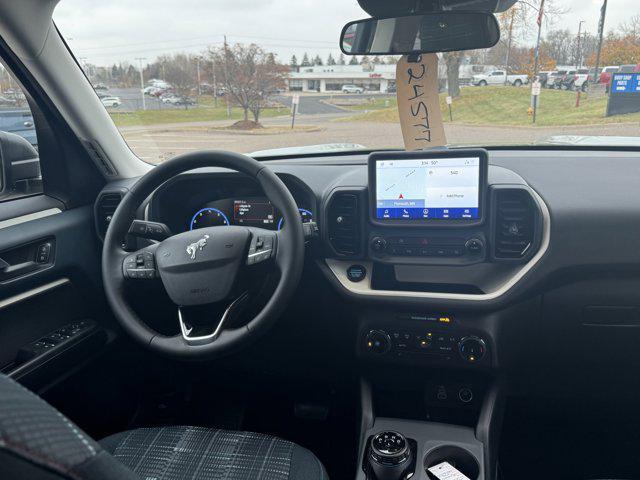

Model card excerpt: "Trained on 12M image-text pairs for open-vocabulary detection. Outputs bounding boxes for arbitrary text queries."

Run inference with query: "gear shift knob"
[367,431,413,480]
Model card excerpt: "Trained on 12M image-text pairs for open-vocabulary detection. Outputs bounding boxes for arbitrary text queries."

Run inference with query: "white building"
[287,64,397,93]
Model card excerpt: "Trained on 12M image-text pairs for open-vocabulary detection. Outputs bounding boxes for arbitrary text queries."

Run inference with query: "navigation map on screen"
[375,157,480,220]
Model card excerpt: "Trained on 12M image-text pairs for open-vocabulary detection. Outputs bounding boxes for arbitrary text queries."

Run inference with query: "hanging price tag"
[395,53,446,150]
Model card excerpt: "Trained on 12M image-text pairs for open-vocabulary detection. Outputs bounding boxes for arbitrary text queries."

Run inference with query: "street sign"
[291,94,300,129]
[607,73,640,116]
[531,81,542,96]
[445,96,452,105]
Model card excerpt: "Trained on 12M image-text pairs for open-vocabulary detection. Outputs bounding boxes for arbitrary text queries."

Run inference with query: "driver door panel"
[0,203,112,391]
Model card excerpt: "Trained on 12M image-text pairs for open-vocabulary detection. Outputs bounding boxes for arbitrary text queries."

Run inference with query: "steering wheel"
[102,151,305,359]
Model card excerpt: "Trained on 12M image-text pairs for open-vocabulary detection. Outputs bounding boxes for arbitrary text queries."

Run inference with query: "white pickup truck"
[471,70,529,87]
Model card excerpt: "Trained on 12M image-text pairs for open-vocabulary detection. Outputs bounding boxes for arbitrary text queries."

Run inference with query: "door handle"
[0,258,38,275]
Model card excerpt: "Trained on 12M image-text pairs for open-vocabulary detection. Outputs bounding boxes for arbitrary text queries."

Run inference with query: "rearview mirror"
[340,11,500,56]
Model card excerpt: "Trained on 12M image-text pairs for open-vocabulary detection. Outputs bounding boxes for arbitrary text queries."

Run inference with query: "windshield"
[54,1,639,163]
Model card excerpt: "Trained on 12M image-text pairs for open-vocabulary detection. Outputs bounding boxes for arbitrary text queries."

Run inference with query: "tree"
[313,54,323,66]
[443,51,463,98]
[620,14,640,44]
[162,54,198,108]
[348,55,359,65]
[327,53,336,66]
[207,43,287,124]
[290,55,298,67]
[300,53,311,66]
[338,53,346,65]
[590,35,640,66]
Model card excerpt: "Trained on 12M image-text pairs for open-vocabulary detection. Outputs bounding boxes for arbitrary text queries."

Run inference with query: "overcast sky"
[53,0,635,66]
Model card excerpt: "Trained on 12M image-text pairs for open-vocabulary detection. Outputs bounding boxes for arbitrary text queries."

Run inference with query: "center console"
[318,150,529,480]
[357,378,504,480]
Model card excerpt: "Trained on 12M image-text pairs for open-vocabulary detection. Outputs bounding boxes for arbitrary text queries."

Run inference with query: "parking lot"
[106,88,189,111]
[120,112,640,163]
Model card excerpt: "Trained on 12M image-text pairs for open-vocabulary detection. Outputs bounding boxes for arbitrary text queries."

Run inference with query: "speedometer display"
[277,208,313,230]
[190,207,230,230]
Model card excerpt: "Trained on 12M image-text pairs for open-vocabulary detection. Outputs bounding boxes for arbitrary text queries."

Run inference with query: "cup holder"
[424,445,480,480]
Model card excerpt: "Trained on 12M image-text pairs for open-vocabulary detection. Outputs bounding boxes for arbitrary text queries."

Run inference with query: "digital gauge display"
[233,199,275,227]
[190,207,230,230]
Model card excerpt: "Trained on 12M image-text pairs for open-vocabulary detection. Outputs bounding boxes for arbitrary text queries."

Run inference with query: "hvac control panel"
[369,235,484,259]
[359,313,489,367]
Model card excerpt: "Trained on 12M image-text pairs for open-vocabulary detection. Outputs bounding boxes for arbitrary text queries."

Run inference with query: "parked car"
[93,83,108,91]
[599,65,620,90]
[0,109,37,146]
[537,71,553,87]
[618,64,640,73]
[549,69,569,89]
[162,95,195,106]
[544,71,559,88]
[100,96,121,107]
[0,95,16,106]
[342,84,365,94]
[471,70,528,86]
[561,68,590,91]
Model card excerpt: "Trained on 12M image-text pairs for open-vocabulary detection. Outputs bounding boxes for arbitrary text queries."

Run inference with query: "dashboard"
[96,148,640,375]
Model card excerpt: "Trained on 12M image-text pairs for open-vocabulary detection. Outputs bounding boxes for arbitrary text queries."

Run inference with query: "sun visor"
[357,0,517,17]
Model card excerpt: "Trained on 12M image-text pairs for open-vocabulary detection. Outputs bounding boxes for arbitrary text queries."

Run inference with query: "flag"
[537,0,545,27]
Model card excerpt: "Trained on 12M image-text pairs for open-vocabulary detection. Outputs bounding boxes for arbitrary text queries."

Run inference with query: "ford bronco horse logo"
[186,234,210,260]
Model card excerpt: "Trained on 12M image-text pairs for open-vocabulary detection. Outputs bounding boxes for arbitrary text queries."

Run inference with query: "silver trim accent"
[177,293,249,345]
[247,248,272,258]
[325,187,550,302]
[0,208,62,230]
[0,278,70,310]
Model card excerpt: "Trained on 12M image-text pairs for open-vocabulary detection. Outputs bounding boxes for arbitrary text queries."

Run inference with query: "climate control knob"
[370,236,387,254]
[365,330,391,355]
[458,336,486,363]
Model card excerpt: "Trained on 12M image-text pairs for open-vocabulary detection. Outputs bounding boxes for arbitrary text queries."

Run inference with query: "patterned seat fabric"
[0,373,327,480]
[101,426,328,480]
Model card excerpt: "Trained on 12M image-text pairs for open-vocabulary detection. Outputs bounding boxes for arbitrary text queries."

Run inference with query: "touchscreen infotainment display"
[374,156,481,221]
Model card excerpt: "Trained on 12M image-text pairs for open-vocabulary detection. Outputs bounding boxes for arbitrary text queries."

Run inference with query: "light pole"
[135,57,147,111]
[196,56,202,97]
[593,0,608,84]
[576,20,585,67]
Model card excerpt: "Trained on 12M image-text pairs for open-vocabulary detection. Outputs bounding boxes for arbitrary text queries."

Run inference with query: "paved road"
[274,93,394,115]
[104,89,395,114]
[120,115,640,163]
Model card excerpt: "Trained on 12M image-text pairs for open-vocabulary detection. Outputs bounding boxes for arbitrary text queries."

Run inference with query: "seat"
[0,374,328,480]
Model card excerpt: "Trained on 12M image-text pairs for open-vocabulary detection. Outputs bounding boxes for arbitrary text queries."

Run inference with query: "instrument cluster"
[189,196,313,232]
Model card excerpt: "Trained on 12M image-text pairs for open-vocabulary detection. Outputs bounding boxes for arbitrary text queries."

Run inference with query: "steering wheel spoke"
[122,244,159,280]
[178,292,250,345]
[245,228,278,266]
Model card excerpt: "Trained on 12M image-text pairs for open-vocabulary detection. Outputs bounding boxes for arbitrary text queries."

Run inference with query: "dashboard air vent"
[328,192,362,256]
[96,193,122,238]
[494,189,536,259]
